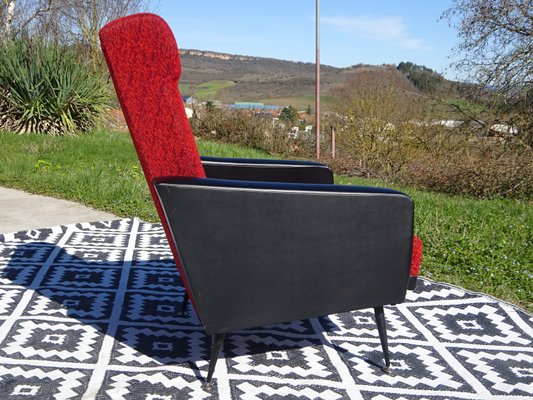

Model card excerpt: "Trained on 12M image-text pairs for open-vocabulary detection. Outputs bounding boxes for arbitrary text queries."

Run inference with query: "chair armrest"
[154,177,414,334]
[200,156,328,166]
[200,156,334,184]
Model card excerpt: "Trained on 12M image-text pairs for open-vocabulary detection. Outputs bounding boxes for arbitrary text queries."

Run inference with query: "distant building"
[253,111,275,119]
[432,119,463,128]
[288,126,299,139]
[232,102,266,110]
[490,123,518,135]
[229,102,283,112]
[184,107,194,119]
[182,95,196,105]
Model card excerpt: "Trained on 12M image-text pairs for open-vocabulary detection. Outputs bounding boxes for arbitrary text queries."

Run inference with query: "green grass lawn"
[0,129,266,221]
[0,129,531,311]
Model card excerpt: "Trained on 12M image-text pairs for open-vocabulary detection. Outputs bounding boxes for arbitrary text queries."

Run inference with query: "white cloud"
[322,15,431,51]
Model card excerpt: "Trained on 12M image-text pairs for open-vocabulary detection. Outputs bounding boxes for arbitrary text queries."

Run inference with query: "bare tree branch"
[443,0,533,145]
[12,0,52,36]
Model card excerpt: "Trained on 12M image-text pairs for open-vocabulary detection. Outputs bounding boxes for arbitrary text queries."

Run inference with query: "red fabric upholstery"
[99,13,205,310]
[99,14,204,180]
[410,235,423,277]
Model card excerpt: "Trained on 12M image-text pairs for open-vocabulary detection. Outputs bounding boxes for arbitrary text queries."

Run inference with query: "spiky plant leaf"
[0,40,109,135]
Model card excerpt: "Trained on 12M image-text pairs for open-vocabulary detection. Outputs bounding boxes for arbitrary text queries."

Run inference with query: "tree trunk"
[4,0,16,41]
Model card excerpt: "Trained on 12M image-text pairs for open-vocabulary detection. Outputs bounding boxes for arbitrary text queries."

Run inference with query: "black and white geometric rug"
[0,218,531,399]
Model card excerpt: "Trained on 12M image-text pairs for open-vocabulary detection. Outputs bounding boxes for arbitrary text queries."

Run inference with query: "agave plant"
[0,40,109,135]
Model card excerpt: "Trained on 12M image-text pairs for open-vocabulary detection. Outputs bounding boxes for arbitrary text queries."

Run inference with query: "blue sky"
[159,0,459,79]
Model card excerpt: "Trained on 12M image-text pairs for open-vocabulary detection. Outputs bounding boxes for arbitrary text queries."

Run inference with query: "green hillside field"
[180,80,235,100]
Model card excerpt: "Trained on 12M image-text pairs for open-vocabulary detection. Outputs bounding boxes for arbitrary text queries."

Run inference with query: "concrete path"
[0,186,118,234]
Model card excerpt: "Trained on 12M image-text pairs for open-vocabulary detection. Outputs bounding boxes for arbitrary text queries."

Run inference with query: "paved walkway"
[0,186,118,234]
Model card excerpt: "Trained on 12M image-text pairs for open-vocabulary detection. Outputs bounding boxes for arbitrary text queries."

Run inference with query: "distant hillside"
[179,49,346,103]
[178,49,463,107]
[397,61,471,96]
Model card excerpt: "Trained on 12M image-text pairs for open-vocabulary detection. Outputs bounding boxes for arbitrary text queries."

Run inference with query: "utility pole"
[315,0,320,159]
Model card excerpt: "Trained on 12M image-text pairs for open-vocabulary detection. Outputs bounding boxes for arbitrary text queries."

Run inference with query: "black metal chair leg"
[178,291,189,316]
[206,333,225,384]
[374,306,391,373]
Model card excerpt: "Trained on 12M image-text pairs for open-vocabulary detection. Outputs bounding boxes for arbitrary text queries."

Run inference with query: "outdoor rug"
[0,218,531,399]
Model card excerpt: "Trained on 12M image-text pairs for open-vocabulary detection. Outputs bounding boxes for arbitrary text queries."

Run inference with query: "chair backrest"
[99,13,205,308]
[100,13,205,181]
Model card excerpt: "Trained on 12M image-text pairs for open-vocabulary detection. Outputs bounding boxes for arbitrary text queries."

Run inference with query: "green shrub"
[0,40,108,135]
[324,83,426,178]
[399,145,533,199]
[190,107,310,156]
[325,81,533,199]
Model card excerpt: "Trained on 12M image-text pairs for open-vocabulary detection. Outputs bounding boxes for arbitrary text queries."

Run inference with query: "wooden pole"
[315,0,321,159]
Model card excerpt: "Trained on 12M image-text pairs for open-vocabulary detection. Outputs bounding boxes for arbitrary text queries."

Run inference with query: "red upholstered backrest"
[99,13,205,309]
[99,13,204,180]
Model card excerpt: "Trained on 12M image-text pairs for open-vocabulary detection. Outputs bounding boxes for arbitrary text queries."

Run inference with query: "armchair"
[99,13,422,384]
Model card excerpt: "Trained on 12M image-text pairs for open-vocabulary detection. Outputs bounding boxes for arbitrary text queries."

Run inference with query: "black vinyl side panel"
[200,156,328,166]
[201,159,334,184]
[155,182,413,335]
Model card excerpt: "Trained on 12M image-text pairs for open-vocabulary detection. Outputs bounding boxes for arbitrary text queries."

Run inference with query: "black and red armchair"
[99,13,422,384]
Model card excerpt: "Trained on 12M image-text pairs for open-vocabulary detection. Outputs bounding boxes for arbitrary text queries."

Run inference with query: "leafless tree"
[443,0,533,145]
[1,0,153,64]
[60,0,152,65]
[1,0,54,41]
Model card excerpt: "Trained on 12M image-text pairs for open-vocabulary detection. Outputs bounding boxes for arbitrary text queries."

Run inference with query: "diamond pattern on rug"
[0,365,88,399]
[0,226,65,244]
[66,232,130,248]
[231,380,347,399]
[226,333,342,381]
[453,348,533,395]
[0,244,53,263]
[99,371,215,400]
[320,308,423,340]
[132,250,175,269]
[55,247,125,264]
[75,219,132,232]
[336,341,470,391]
[26,289,114,319]
[43,265,121,289]
[414,304,532,345]
[0,218,531,400]
[112,326,208,367]
[129,268,182,292]
[0,264,39,286]
[249,319,316,335]
[136,232,171,249]
[360,394,443,400]
[0,289,24,316]
[121,292,194,324]
[405,279,478,302]
[0,320,104,362]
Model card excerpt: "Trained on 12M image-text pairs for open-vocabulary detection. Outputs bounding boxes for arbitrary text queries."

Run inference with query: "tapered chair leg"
[178,292,189,316]
[206,333,225,384]
[374,306,391,373]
